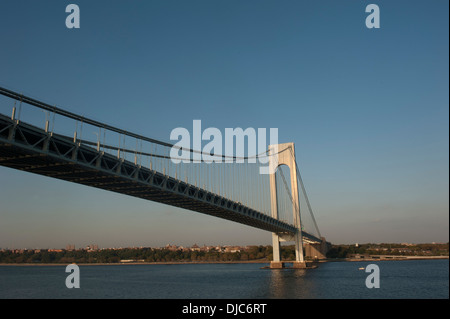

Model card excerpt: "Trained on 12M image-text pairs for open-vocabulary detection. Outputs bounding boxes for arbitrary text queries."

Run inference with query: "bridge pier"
[269,261,284,269]
[292,261,307,269]
[269,143,307,269]
[269,261,307,269]
[304,237,330,260]
[271,233,281,264]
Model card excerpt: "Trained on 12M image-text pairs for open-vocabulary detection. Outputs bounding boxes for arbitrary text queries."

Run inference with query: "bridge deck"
[0,114,324,244]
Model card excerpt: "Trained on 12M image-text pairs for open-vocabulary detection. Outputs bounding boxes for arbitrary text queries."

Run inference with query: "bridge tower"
[269,142,306,269]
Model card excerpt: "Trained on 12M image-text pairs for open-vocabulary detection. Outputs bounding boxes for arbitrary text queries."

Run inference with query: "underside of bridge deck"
[0,115,317,239]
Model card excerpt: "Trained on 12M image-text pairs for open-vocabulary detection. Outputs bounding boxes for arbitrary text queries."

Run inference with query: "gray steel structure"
[0,87,322,245]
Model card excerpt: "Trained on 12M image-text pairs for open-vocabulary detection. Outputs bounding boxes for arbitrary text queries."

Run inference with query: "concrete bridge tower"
[269,142,306,269]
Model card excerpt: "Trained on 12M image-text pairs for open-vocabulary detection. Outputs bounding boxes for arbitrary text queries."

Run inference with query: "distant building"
[165,244,180,251]
[85,244,98,251]
[190,244,201,251]
[200,245,215,252]
[224,246,241,253]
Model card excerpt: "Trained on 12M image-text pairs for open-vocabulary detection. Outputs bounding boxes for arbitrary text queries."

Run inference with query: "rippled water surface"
[0,259,448,299]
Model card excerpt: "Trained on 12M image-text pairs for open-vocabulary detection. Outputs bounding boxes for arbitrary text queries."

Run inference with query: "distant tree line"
[326,243,449,259]
[1,243,447,263]
[0,245,299,264]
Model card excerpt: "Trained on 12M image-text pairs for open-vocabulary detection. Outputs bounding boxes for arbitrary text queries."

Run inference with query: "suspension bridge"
[0,86,330,268]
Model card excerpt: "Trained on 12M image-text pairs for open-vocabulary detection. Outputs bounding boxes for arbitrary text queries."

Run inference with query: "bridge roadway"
[0,114,321,244]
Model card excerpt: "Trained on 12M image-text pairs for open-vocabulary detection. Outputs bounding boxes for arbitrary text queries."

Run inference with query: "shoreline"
[322,255,449,263]
[0,256,447,266]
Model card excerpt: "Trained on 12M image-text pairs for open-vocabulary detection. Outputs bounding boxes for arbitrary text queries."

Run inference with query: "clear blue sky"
[0,0,448,248]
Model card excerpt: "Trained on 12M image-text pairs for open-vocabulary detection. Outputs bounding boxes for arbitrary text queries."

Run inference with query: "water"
[0,259,448,299]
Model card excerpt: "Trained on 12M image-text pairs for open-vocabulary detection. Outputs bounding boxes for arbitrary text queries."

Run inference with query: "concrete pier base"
[268,261,309,269]
[292,261,307,269]
[270,261,285,269]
